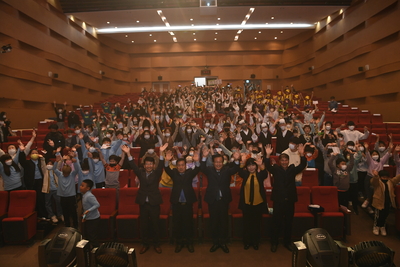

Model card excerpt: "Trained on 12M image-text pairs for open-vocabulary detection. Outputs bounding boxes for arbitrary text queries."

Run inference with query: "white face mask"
[101,144,111,149]
[82,170,89,175]
[5,160,12,166]
[378,147,386,152]
[341,165,347,170]
[187,129,193,134]
[67,134,73,138]
[280,126,287,131]
[123,137,128,141]
[348,125,355,130]
[347,146,354,150]
[306,153,312,157]
[89,147,96,153]
[325,126,331,131]
[205,123,210,128]
[75,130,81,134]
[106,134,111,138]
[189,151,194,156]
[148,149,154,154]
[171,160,177,166]
[165,133,171,137]
[262,128,268,133]
[8,149,16,155]
[289,144,296,150]
[359,147,365,152]
[372,155,379,161]
[144,135,150,139]
[93,159,99,163]
[46,165,53,170]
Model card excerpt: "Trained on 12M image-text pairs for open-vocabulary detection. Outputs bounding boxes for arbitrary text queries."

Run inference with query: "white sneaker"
[367,207,374,214]
[51,216,58,223]
[373,226,379,235]
[362,200,369,208]
[348,201,353,206]
[380,227,387,236]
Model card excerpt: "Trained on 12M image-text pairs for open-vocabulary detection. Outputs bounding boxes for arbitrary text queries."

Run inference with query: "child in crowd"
[371,170,400,236]
[88,151,106,189]
[44,160,63,223]
[81,179,100,248]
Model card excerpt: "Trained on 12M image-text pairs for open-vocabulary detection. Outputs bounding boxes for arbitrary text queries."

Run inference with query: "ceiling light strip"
[157,10,177,42]
[235,7,255,41]
[97,23,313,34]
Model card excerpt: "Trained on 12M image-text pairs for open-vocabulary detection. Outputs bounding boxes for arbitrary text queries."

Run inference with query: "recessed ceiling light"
[114,27,117,28]
[107,21,110,24]
[193,33,196,35]
[291,22,293,24]
[280,31,283,34]
[149,34,152,36]
[125,35,128,37]
[190,18,193,21]
[215,32,218,34]
[136,20,140,23]
[217,18,221,20]
[258,31,261,33]
[265,22,268,24]
[191,24,194,26]
[154,40,156,42]
[271,16,274,19]
[254,37,257,39]
[131,40,134,43]
[216,23,219,25]
[214,38,217,40]
[194,39,196,41]
[274,37,277,39]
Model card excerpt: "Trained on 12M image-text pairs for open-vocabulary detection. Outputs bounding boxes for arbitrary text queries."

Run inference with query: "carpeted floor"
[1,208,400,267]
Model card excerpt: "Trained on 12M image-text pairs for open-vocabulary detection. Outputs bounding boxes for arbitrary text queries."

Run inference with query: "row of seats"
[84,186,351,243]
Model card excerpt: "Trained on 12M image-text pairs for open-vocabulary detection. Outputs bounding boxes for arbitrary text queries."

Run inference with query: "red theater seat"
[2,190,37,244]
[91,188,117,241]
[292,187,314,237]
[116,188,140,241]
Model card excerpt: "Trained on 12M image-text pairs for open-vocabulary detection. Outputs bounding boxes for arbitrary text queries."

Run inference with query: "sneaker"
[361,200,369,208]
[51,216,58,223]
[58,215,64,222]
[40,217,50,221]
[373,226,379,235]
[367,207,374,214]
[380,227,387,236]
[348,201,353,206]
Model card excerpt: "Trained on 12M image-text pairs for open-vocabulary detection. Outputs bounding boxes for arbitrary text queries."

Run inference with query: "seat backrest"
[8,190,36,217]
[0,191,9,215]
[159,187,171,215]
[118,188,139,215]
[295,186,311,213]
[92,188,117,215]
[229,187,241,214]
[119,170,130,188]
[311,186,338,212]
[302,170,319,188]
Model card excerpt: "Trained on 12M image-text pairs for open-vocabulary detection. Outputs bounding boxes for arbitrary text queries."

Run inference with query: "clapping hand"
[265,144,273,156]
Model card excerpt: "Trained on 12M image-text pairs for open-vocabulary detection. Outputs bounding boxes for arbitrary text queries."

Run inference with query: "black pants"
[34,179,47,218]
[271,200,294,245]
[374,204,391,227]
[140,203,160,246]
[357,171,367,196]
[243,203,263,246]
[84,217,100,248]
[172,203,193,244]
[348,183,359,213]
[364,174,373,202]
[208,200,229,245]
[60,196,78,229]
[338,191,348,208]
[95,182,105,189]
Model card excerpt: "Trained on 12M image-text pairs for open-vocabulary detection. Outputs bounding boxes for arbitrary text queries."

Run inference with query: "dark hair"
[0,154,21,176]
[279,154,289,160]
[109,155,120,162]
[102,137,111,143]
[212,154,224,162]
[143,157,155,164]
[378,141,386,146]
[347,121,355,126]
[378,170,390,178]
[91,152,99,158]
[176,158,186,165]
[81,158,89,171]
[371,150,381,162]
[346,141,355,146]
[82,179,94,190]
[245,158,257,167]
[336,157,346,166]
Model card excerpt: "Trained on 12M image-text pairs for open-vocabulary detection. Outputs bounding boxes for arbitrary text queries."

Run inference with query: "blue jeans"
[45,190,63,217]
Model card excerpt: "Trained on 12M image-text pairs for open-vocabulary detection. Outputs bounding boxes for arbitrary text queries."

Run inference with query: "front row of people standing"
[119,143,306,254]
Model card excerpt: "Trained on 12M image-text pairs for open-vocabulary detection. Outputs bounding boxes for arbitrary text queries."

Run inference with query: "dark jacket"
[200,160,240,204]
[129,158,164,205]
[238,168,268,210]
[165,165,200,204]
[264,156,307,202]
[274,127,294,154]
[20,154,45,190]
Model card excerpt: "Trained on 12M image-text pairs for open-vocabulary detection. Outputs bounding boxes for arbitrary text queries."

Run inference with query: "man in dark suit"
[164,151,200,253]
[264,143,306,253]
[123,143,168,254]
[271,119,294,155]
[200,147,241,253]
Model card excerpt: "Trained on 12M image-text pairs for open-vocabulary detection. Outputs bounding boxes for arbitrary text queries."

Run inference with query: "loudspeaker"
[158,76,162,81]
[250,74,255,79]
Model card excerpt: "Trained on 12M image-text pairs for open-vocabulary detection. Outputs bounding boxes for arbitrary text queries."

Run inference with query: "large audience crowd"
[0,84,399,254]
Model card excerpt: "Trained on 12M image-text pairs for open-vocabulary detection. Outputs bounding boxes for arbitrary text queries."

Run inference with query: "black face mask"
[109,163,117,167]
[252,150,259,154]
